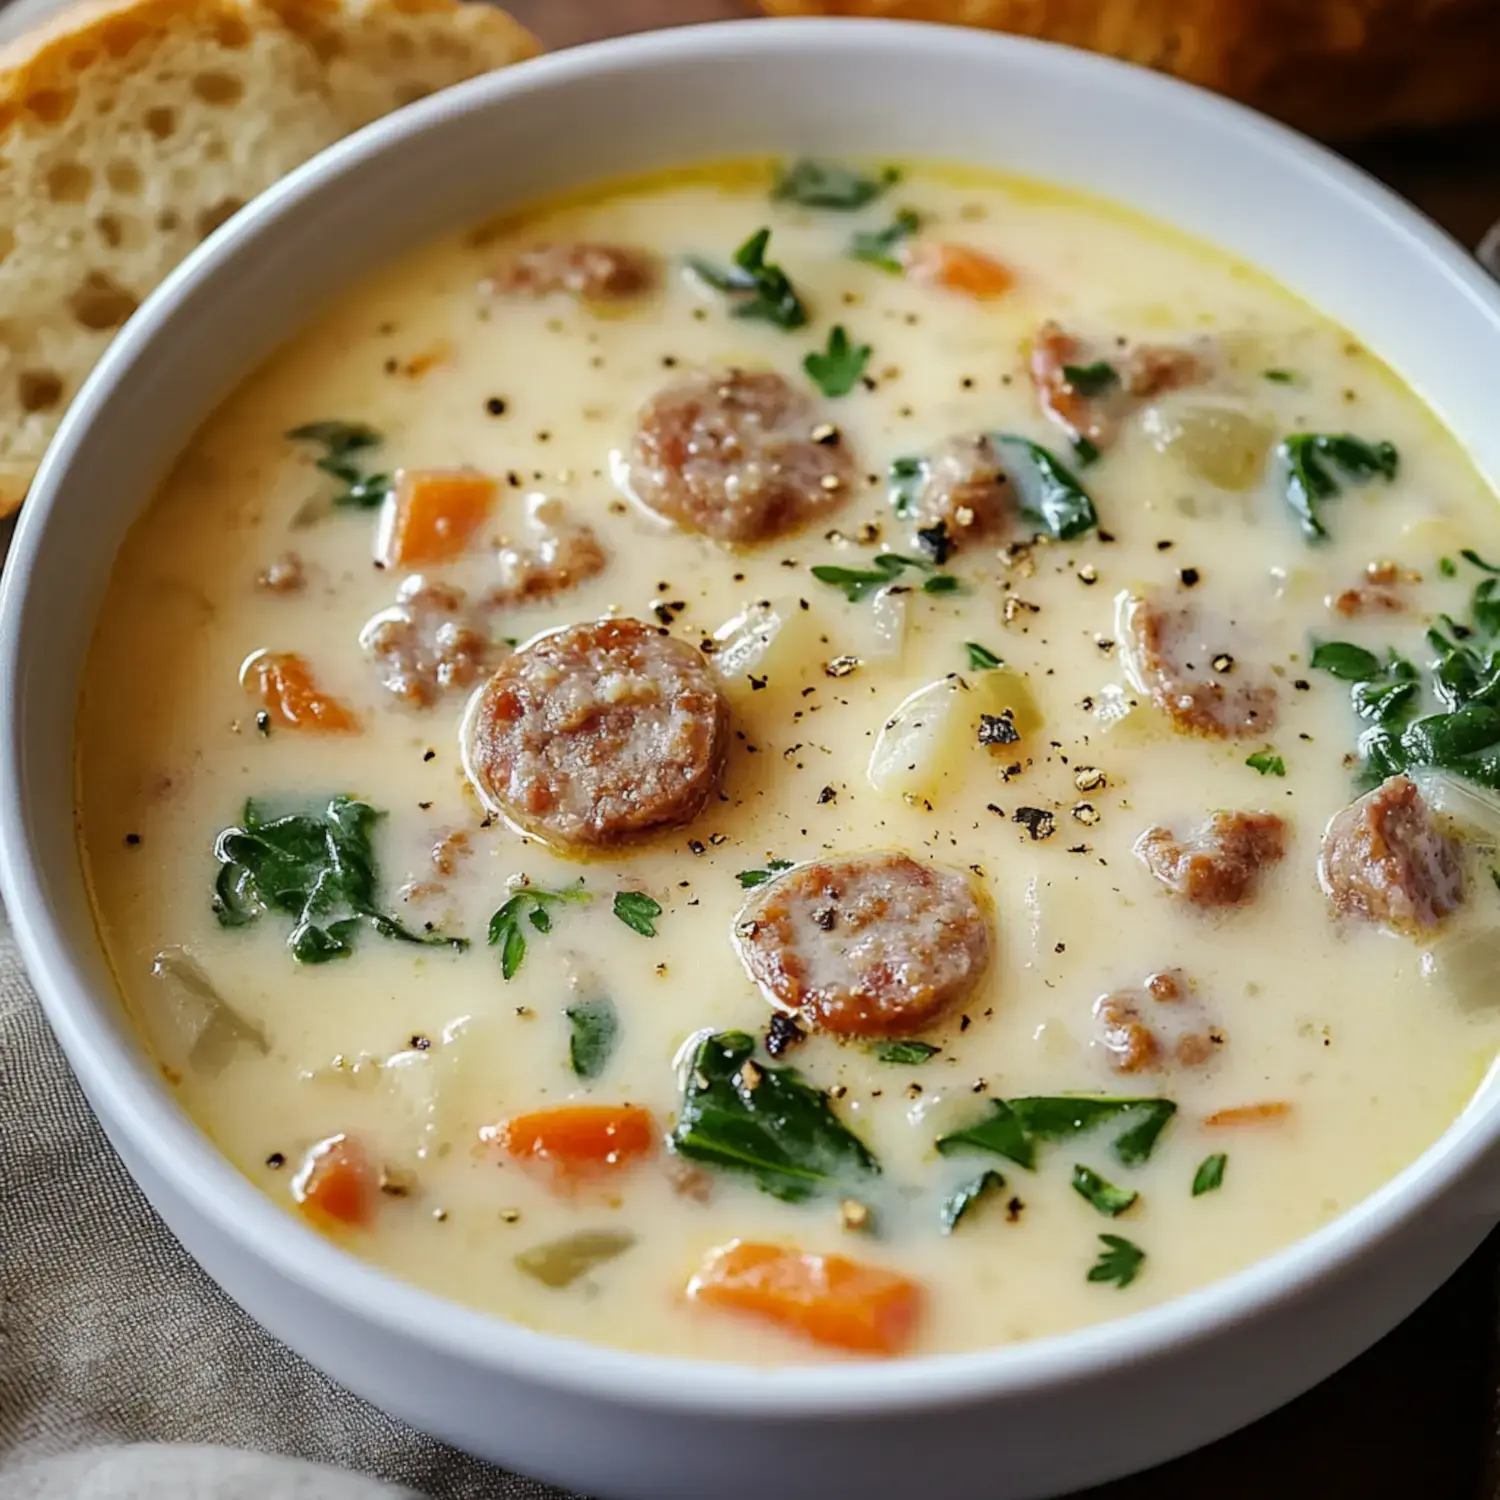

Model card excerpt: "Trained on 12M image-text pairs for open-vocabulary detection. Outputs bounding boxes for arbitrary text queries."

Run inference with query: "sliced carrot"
[377,466,495,568]
[1204,1102,1293,1127]
[242,650,360,733]
[905,240,1013,300]
[687,1240,923,1357]
[489,1104,656,1191]
[292,1133,375,1228]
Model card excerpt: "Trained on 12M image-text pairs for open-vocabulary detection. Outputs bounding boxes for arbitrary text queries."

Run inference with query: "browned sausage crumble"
[489,497,607,607]
[464,617,730,849]
[492,242,658,301]
[1093,968,1220,1073]
[910,434,1014,552]
[1135,810,1287,908]
[1331,559,1407,617]
[1318,773,1464,934]
[360,577,490,708]
[733,853,991,1038]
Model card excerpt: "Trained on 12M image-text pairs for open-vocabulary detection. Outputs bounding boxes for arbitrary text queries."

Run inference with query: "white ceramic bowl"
[5,19,1500,1500]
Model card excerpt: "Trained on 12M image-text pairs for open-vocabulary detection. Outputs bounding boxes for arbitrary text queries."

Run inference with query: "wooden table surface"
[503,2,1500,1494]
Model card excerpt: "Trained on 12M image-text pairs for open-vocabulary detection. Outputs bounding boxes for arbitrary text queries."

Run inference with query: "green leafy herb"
[488,882,591,980]
[1309,641,1383,681]
[1440,556,1459,578]
[1245,749,1286,777]
[212,796,466,963]
[990,434,1099,541]
[687,227,807,329]
[803,325,871,398]
[811,551,958,603]
[940,1169,1006,1233]
[936,1095,1176,1171]
[1072,1163,1138,1217]
[1262,369,1295,384]
[1277,432,1399,541]
[875,1040,940,1065]
[670,1031,879,1202]
[848,208,922,272]
[772,159,898,209]
[965,641,1004,671]
[1088,1233,1145,1289]
[1192,1152,1227,1196]
[736,858,795,889]
[1072,435,1101,469]
[565,996,618,1080]
[1462,548,1500,575]
[515,1229,635,1289]
[286,420,391,509]
[1062,361,1118,396]
[613,890,662,937]
[887,453,925,518]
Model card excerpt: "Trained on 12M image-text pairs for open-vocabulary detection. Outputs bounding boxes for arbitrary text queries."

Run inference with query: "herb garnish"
[1072,435,1102,469]
[687,227,807,329]
[803,325,871,398]
[1309,641,1382,681]
[965,641,1004,671]
[1262,369,1295,384]
[212,796,466,963]
[875,1040,940,1065]
[566,996,618,1080]
[1245,749,1286,777]
[888,453,925,519]
[848,208,923,273]
[515,1229,635,1289]
[991,434,1099,541]
[1088,1233,1145,1288]
[941,1169,1006,1233]
[737,858,795,889]
[488,881,591,980]
[1192,1152,1227,1196]
[1277,433,1399,541]
[811,552,959,603]
[1072,1163,1138,1217]
[936,1095,1176,1171]
[670,1031,879,1202]
[613,891,662,937]
[1462,549,1500,574]
[1062,361,1118,396]
[286,421,391,509]
[772,159,898,209]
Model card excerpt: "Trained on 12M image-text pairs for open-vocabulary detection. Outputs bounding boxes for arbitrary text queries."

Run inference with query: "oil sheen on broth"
[77,159,1500,1362]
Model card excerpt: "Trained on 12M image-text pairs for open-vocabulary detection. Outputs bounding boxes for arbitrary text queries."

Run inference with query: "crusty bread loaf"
[758,0,1500,144]
[0,0,536,513]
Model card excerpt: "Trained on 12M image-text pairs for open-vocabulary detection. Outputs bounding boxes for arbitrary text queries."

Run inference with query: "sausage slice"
[1135,811,1287,908]
[625,369,856,545]
[1318,774,1464,934]
[909,434,1013,554]
[1119,592,1277,738]
[733,853,991,1038]
[464,618,729,849]
[493,243,657,301]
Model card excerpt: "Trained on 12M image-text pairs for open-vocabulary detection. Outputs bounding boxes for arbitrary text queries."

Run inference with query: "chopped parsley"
[965,641,1004,671]
[565,996,618,1080]
[940,1169,1006,1233]
[211,796,466,964]
[875,1040,940,1065]
[1088,1233,1145,1288]
[1062,361,1118,396]
[1245,749,1286,777]
[1309,641,1382,681]
[612,890,662,937]
[1462,548,1500,574]
[936,1095,1177,1171]
[1192,1152,1228,1196]
[803,325,871,398]
[488,881,591,980]
[888,453,925,518]
[737,858,795,889]
[848,208,922,272]
[1440,556,1459,578]
[285,420,391,509]
[1072,435,1102,469]
[1262,368,1295,384]
[811,551,959,603]
[687,227,807,330]
[771,158,898,209]
[1276,432,1399,541]
[1071,1163,1138,1217]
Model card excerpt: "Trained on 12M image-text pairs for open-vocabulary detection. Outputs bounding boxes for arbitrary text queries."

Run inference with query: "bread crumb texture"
[0,0,536,512]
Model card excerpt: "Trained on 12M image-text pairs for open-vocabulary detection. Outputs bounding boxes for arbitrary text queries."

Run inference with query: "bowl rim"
[6,14,1500,1419]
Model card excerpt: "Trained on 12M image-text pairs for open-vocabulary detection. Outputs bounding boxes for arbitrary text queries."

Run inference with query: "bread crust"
[757,0,1500,141]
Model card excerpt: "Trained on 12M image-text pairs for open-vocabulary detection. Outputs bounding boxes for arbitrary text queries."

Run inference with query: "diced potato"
[1142,402,1273,491]
[1421,925,1500,1014]
[867,669,1041,802]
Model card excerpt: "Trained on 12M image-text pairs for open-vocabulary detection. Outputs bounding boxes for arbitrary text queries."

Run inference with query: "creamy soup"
[78,160,1500,1362]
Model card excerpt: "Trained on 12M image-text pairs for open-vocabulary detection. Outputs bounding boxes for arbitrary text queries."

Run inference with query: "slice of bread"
[0,0,536,513]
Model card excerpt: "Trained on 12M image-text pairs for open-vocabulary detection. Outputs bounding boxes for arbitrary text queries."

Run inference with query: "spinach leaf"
[940,1169,1006,1233]
[1245,749,1286,777]
[1088,1233,1145,1288]
[848,208,922,272]
[515,1229,635,1289]
[811,551,958,603]
[1462,548,1500,575]
[1072,1163,1138,1217]
[1262,369,1295,384]
[612,891,661,937]
[736,858,794,889]
[670,1030,879,1202]
[965,641,1004,671]
[803,325,871,398]
[487,882,591,980]
[1072,435,1102,469]
[1277,432,1399,541]
[566,996,618,1080]
[687,228,807,330]
[286,421,391,509]
[1309,641,1382,681]
[936,1095,1177,1171]
[990,434,1099,541]
[875,1040,940,1065]
[1061,361,1118,396]
[1192,1152,1227,1196]
[772,159,898,209]
[212,796,465,963]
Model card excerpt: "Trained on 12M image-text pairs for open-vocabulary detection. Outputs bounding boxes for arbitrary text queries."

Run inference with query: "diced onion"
[151,948,268,1076]
[866,585,909,662]
[1409,768,1500,849]
[1421,924,1500,1014]
[1142,401,1273,492]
